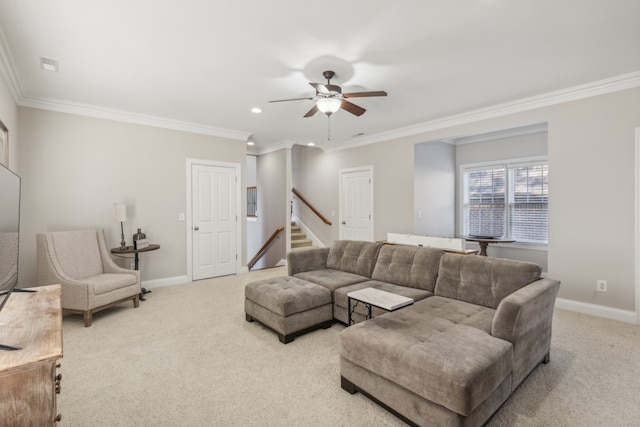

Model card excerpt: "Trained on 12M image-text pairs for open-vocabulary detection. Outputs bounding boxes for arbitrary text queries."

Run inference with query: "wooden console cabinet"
[0,285,63,425]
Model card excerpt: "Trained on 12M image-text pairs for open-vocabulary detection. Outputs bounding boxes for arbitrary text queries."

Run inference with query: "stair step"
[291,245,315,251]
[290,221,311,248]
[291,239,313,248]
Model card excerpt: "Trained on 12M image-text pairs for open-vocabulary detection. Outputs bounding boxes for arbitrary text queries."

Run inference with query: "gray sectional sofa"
[286,240,560,427]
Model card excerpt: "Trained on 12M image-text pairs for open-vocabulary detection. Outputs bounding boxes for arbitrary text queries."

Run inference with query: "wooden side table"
[463,237,515,256]
[110,244,160,300]
[0,285,63,424]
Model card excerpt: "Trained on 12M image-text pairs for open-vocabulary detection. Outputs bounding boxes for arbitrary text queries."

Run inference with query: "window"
[462,159,548,244]
[247,186,257,217]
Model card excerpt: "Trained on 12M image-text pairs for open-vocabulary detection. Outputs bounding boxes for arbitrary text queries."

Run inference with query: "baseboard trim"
[555,297,637,324]
[142,275,189,289]
[142,267,254,289]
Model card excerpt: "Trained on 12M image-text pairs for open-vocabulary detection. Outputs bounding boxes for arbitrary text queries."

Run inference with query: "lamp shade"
[114,203,127,222]
[316,98,342,115]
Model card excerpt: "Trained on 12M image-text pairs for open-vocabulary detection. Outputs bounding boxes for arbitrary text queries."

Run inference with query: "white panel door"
[192,164,237,280]
[340,167,373,241]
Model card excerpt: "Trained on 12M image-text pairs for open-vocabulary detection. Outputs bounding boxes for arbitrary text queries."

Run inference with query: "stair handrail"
[247,226,285,270]
[291,188,332,226]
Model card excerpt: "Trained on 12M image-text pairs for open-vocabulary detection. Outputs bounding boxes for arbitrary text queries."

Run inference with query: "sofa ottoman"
[245,276,333,343]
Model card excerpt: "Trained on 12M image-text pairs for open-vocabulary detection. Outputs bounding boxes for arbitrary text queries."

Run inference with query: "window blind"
[462,161,548,244]
[464,167,505,237]
[508,164,548,243]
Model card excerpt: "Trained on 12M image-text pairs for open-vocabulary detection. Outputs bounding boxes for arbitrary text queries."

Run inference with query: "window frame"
[458,155,548,249]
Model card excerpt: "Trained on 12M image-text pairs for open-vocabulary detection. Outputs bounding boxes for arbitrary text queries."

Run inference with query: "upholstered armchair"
[0,232,19,293]
[37,229,140,327]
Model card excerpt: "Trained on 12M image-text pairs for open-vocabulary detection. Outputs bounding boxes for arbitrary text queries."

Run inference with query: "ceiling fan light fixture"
[316,98,341,115]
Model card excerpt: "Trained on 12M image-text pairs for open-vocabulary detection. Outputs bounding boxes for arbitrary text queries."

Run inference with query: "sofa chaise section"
[339,253,560,427]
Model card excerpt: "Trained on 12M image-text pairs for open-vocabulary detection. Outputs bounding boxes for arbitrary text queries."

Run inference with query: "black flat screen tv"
[0,163,21,350]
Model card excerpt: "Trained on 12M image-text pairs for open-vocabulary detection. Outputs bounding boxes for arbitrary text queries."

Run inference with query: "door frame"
[339,165,374,241]
[636,127,640,324]
[186,158,242,282]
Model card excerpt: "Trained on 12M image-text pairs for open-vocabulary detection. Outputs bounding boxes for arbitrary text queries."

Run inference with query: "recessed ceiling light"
[247,141,255,146]
[40,56,59,72]
[251,107,262,114]
[307,142,315,146]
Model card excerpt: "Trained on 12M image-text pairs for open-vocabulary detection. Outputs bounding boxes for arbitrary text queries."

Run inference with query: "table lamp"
[114,203,127,249]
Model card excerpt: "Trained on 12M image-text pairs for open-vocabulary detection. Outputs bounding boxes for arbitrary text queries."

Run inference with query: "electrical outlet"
[596,280,607,292]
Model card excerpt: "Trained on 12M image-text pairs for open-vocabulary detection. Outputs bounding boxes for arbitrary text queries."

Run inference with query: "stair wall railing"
[291,188,332,226]
[247,226,285,270]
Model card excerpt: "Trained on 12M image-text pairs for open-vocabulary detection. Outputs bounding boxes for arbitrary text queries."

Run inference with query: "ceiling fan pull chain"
[327,115,331,141]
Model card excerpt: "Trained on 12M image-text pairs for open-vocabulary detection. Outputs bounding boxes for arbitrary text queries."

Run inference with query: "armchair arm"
[491,278,560,389]
[97,230,141,282]
[287,247,329,276]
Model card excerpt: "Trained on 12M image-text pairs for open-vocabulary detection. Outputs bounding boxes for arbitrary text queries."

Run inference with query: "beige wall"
[293,141,417,244]
[17,107,246,286]
[254,149,287,269]
[0,74,18,169]
[546,89,639,312]
[293,87,640,314]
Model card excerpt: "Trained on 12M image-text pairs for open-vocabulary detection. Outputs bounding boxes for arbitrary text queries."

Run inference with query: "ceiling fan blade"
[343,91,388,98]
[268,97,314,103]
[340,100,366,116]
[303,105,319,118]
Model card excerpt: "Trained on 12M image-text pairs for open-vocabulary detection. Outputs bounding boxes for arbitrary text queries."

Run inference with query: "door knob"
[342,221,346,225]
[194,226,199,231]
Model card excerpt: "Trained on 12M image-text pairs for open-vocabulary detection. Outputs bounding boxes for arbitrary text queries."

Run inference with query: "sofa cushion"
[371,245,444,291]
[434,254,542,309]
[86,273,139,295]
[294,269,369,293]
[326,240,384,278]
[339,297,511,416]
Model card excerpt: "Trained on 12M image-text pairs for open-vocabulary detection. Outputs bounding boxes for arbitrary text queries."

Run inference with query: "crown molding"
[0,25,23,101]
[323,71,640,153]
[18,97,251,142]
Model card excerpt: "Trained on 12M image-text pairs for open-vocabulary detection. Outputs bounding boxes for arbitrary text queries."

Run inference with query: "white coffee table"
[347,287,414,325]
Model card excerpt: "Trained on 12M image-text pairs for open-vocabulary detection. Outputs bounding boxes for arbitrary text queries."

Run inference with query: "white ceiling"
[0,1,639,153]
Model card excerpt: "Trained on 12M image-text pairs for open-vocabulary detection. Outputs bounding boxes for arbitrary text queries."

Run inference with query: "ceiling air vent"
[39,56,59,72]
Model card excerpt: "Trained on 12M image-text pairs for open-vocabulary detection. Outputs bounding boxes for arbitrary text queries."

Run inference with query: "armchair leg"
[133,295,140,308]
[83,311,92,327]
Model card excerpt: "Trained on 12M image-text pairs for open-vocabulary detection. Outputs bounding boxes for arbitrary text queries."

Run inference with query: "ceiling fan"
[269,70,387,118]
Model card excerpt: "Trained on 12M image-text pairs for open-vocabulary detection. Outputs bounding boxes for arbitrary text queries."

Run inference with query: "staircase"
[291,221,313,250]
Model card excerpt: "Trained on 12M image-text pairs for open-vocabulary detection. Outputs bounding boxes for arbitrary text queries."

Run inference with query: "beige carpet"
[57,267,640,426]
